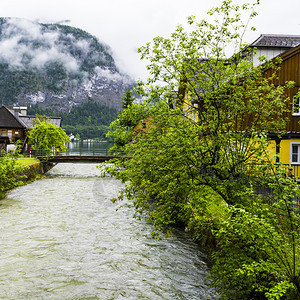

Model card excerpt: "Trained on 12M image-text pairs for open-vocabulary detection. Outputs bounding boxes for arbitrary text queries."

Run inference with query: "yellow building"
[179,36,300,179]
[263,44,300,178]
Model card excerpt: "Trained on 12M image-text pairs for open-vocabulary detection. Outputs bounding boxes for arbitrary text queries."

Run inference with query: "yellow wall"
[267,138,300,180]
[280,140,291,164]
[267,140,277,162]
[181,90,300,178]
[279,138,300,165]
[267,138,300,164]
[281,139,300,180]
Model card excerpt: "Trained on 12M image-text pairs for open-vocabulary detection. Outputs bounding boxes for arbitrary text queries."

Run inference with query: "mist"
[0,17,123,84]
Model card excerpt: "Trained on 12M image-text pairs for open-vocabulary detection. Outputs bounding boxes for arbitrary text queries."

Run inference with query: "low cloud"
[0,18,87,74]
[0,18,134,87]
[95,66,133,84]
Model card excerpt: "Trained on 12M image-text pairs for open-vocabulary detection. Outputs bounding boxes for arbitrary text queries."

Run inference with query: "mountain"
[0,18,134,111]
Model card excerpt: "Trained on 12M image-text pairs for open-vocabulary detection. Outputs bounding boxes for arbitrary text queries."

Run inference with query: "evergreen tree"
[121,88,135,109]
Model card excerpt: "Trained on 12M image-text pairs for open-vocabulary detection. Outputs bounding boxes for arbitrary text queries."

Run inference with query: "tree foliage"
[121,88,135,109]
[101,0,300,298]
[106,102,150,151]
[0,150,27,195]
[28,119,69,151]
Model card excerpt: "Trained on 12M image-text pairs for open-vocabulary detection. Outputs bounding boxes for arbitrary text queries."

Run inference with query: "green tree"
[31,114,50,126]
[210,204,300,299]
[0,151,27,196]
[28,120,70,152]
[106,102,150,152]
[101,1,300,298]
[121,88,135,109]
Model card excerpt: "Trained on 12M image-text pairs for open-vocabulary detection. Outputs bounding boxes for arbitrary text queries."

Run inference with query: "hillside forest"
[28,101,118,139]
[0,18,132,111]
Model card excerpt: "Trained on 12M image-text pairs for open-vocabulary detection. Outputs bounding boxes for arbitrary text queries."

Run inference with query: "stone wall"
[18,161,55,182]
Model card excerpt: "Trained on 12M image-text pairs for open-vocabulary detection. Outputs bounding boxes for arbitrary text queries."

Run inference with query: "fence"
[25,148,125,157]
[255,183,300,212]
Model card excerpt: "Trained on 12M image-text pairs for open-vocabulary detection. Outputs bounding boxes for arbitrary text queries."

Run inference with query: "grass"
[207,194,229,220]
[16,157,39,166]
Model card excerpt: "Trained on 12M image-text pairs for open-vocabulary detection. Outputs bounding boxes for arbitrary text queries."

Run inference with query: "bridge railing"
[26,148,125,157]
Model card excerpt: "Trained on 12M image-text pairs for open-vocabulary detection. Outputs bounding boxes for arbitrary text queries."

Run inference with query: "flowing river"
[0,163,217,299]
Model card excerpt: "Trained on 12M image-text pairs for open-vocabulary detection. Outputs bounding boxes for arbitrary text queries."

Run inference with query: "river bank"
[17,161,56,182]
[0,162,217,299]
[0,159,56,200]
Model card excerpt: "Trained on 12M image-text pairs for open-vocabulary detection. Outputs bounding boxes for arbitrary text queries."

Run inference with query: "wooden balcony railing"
[283,164,300,180]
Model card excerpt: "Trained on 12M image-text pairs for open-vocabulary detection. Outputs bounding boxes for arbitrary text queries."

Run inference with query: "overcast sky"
[0,0,299,80]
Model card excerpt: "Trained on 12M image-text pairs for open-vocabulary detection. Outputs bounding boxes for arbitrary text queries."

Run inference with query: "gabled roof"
[249,34,300,48]
[275,43,300,61]
[262,43,300,73]
[0,105,62,129]
[0,106,27,129]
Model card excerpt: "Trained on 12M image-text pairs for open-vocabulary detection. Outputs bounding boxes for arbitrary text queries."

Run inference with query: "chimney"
[13,106,27,116]
[20,107,27,116]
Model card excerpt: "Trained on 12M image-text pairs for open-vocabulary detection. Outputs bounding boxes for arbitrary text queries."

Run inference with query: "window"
[291,143,300,163]
[292,95,300,115]
[1,130,6,136]
[7,130,12,138]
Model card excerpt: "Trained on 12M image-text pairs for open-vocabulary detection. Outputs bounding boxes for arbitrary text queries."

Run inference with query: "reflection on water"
[66,140,113,155]
[0,163,218,299]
